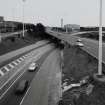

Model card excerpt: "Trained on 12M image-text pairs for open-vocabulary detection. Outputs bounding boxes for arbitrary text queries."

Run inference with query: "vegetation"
[80,27,105,31]
[77,32,105,42]
[62,46,105,105]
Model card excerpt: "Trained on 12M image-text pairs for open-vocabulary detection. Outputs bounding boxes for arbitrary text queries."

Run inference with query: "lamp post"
[22,0,26,37]
[61,18,63,28]
[98,0,103,75]
[12,8,14,32]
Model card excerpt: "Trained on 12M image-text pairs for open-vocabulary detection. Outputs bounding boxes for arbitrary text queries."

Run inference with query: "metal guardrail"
[0,30,27,42]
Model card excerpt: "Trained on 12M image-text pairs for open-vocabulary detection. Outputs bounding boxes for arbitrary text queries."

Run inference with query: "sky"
[0,0,105,27]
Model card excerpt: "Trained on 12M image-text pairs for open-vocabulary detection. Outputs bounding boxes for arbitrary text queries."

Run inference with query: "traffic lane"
[0,40,49,65]
[0,44,54,98]
[57,34,105,63]
[21,49,62,105]
[0,46,55,105]
[65,35,105,62]
[0,40,48,68]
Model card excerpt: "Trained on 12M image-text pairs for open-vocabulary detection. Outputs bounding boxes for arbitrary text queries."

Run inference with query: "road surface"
[0,40,49,65]
[20,49,62,105]
[47,31,105,64]
[0,43,55,105]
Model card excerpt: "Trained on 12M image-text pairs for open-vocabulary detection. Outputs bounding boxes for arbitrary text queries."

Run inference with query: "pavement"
[20,49,62,105]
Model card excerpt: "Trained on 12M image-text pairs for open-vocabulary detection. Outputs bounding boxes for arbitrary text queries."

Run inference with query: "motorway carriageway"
[0,40,49,65]
[0,43,55,105]
[47,31,105,64]
[21,49,62,105]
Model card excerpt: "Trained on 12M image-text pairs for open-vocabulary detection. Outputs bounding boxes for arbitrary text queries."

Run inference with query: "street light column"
[98,0,103,75]
[22,0,25,37]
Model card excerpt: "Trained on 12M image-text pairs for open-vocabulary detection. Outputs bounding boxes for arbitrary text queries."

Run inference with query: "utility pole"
[12,8,14,32]
[22,0,26,37]
[61,18,63,28]
[98,0,103,75]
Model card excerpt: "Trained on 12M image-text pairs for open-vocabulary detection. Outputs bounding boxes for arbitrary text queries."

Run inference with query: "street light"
[98,0,103,75]
[22,0,26,37]
[61,18,63,28]
[12,8,15,32]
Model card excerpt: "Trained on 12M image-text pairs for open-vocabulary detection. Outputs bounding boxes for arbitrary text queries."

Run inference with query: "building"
[0,16,4,22]
[64,24,80,32]
[0,21,18,33]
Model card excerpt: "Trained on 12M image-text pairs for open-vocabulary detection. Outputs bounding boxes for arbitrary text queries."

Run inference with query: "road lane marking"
[0,44,52,100]
[0,55,40,100]
[0,70,4,76]
[0,45,48,77]
[24,55,27,57]
[1,68,7,73]
[16,59,21,63]
[23,56,26,59]
[12,61,18,66]
[0,50,48,100]
[19,87,31,105]
[3,66,10,71]
[19,58,24,61]
[19,56,46,105]
[8,64,14,69]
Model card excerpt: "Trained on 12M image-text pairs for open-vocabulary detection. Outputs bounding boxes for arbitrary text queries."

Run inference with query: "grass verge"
[62,45,105,105]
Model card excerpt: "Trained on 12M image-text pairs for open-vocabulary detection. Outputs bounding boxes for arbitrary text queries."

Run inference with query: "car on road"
[28,62,38,72]
[75,38,84,47]
[77,38,82,42]
[15,80,29,94]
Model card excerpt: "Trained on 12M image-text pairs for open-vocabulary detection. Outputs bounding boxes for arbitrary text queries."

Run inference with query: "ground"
[0,33,39,56]
[62,45,105,105]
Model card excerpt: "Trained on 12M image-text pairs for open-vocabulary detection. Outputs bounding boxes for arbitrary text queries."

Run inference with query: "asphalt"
[20,49,62,105]
[47,31,105,63]
[0,40,49,65]
[0,44,54,105]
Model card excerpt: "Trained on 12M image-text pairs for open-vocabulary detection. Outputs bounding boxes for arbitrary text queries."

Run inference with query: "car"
[77,38,82,42]
[28,63,38,72]
[75,42,84,47]
[15,80,29,94]
[76,39,84,47]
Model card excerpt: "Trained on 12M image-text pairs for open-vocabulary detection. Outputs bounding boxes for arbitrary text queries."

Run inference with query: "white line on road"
[12,61,18,66]
[19,87,31,105]
[0,55,40,100]
[19,58,24,61]
[23,56,26,59]
[16,59,21,63]
[0,44,52,101]
[8,64,14,69]
[0,70,4,76]
[3,66,10,71]
[19,61,44,105]
[0,51,45,100]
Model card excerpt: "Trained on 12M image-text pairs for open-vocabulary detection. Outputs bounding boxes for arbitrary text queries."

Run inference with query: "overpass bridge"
[46,30,105,65]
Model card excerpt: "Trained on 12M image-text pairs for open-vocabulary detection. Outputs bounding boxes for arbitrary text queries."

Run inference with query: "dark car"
[15,80,29,94]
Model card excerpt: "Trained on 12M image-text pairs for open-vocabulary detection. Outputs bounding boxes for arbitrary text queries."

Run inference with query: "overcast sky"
[0,0,105,27]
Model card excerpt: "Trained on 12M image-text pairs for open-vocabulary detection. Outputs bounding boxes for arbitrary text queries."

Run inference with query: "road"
[20,49,62,105]
[0,43,55,105]
[47,30,105,64]
[0,40,49,65]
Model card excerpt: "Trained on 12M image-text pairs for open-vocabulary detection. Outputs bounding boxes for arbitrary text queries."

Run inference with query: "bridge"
[46,29,105,64]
